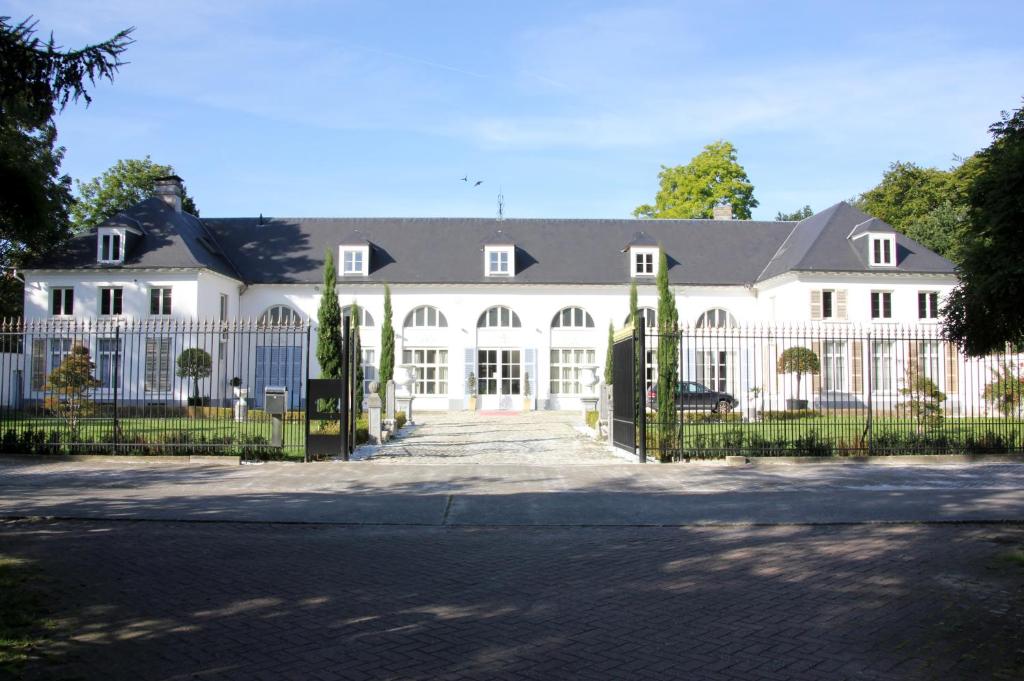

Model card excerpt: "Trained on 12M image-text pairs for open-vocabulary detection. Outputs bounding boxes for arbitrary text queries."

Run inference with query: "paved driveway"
[4,519,1023,680]
[357,410,623,464]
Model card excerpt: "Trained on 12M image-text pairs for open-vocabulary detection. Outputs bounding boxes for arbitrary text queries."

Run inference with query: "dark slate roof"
[30,198,956,285]
[202,216,795,285]
[756,202,955,281]
[624,231,659,249]
[35,198,241,279]
[481,228,516,246]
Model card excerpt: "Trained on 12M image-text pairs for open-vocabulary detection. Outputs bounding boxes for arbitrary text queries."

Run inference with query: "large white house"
[20,176,959,412]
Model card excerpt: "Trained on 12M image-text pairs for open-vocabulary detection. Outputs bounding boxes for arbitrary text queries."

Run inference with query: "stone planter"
[466,395,478,411]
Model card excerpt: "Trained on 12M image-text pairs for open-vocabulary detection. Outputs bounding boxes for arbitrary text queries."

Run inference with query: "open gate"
[611,326,646,462]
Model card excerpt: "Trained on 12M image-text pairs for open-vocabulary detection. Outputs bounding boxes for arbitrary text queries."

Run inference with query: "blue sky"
[8,0,1024,220]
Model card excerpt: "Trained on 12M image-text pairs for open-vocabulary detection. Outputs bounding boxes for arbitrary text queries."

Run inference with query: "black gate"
[304,322,355,461]
[611,326,646,462]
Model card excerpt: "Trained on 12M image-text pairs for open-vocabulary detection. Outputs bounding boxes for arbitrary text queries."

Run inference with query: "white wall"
[23,271,202,321]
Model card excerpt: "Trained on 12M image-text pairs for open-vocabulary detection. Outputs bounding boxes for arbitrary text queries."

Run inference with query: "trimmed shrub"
[760,409,821,421]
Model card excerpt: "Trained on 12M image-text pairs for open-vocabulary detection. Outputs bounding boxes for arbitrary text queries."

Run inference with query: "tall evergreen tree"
[351,300,364,416]
[379,284,395,392]
[629,279,642,419]
[604,320,614,385]
[656,250,679,460]
[316,251,343,378]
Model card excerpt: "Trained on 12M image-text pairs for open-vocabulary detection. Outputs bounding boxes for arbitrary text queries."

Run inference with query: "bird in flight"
[460,175,467,182]
[474,180,484,187]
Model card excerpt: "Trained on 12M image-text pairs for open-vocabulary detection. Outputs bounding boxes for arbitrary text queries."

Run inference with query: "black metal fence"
[639,323,1024,461]
[0,319,315,459]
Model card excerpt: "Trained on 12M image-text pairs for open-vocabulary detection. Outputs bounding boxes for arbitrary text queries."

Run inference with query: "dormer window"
[339,244,370,276]
[871,236,895,267]
[97,228,124,263]
[484,245,514,277]
[629,247,659,277]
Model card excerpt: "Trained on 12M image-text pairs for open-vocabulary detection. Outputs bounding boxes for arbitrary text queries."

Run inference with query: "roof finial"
[497,187,505,221]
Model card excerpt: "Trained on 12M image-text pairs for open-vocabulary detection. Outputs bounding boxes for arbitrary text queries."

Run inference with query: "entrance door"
[477,349,521,410]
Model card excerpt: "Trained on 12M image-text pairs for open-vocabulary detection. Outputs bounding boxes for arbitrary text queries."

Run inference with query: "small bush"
[792,430,833,457]
[395,411,407,430]
[585,410,599,429]
[684,412,742,423]
[760,409,821,421]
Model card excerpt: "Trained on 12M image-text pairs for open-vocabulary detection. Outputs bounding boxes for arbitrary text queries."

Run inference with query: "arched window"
[477,306,521,328]
[342,305,375,327]
[696,308,737,328]
[624,307,657,328]
[258,304,302,326]
[551,307,595,329]
[404,306,448,328]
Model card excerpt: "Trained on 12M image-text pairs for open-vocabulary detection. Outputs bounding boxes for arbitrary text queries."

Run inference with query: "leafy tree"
[316,251,343,378]
[603,320,613,385]
[176,348,212,406]
[856,159,979,263]
[900,368,947,431]
[777,347,820,403]
[0,17,133,317]
[982,362,1024,417]
[379,284,394,392]
[943,103,1024,355]
[71,157,198,230]
[655,249,679,460]
[44,343,101,435]
[351,300,363,416]
[633,140,758,219]
[775,205,813,221]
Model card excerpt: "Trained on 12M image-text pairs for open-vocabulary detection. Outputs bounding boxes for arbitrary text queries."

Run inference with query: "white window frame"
[51,287,73,316]
[404,306,448,328]
[340,245,370,276]
[917,340,942,384]
[821,289,835,320]
[918,291,939,320]
[822,340,847,392]
[97,228,125,264]
[552,307,595,329]
[150,287,172,316]
[402,348,449,395]
[484,246,514,277]
[870,290,892,320]
[549,347,596,395]
[871,340,895,392]
[870,235,896,267]
[630,247,658,277]
[96,337,121,389]
[99,287,123,316]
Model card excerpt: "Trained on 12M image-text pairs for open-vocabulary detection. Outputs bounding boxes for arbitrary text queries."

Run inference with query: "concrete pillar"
[385,380,397,421]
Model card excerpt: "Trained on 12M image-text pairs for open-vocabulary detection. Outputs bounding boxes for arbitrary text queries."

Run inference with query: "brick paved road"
[4,519,1022,680]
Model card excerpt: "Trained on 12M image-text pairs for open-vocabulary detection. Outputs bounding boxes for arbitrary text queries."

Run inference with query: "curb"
[725,454,1024,466]
[0,454,241,466]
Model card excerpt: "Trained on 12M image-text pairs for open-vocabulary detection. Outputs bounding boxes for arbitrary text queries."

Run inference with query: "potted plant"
[522,371,533,411]
[466,371,478,411]
[777,346,819,410]
[177,348,213,417]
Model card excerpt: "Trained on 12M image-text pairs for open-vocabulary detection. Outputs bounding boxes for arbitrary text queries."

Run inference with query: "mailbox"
[264,386,288,416]
[264,386,288,448]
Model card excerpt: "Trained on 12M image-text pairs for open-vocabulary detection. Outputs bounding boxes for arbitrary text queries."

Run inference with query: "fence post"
[304,324,311,462]
[113,323,120,452]
[637,324,647,464]
[340,322,350,461]
[865,331,873,454]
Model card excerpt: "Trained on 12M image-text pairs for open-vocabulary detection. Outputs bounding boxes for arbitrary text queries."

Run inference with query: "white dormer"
[849,217,898,269]
[484,245,514,277]
[623,231,660,278]
[338,232,371,277]
[97,227,126,264]
[869,234,896,267]
[482,229,515,277]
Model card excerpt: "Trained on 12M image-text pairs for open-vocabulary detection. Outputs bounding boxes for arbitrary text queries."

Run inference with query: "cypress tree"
[379,284,394,393]
[351,300,364,416]
[655,249,679,460]
[604,320,614,385]
[316,250,343,378]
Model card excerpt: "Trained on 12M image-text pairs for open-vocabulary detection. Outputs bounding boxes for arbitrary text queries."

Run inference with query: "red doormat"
[478,411,520,416]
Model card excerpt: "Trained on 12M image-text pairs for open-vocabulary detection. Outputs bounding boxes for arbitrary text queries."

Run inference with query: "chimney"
[712,204,733,220]
[153,175,184,212]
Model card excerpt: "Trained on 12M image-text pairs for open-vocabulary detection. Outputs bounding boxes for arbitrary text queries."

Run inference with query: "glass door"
[478,349,521,410]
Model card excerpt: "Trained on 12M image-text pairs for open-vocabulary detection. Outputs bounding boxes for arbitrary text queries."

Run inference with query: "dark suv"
[647,382,739,413]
